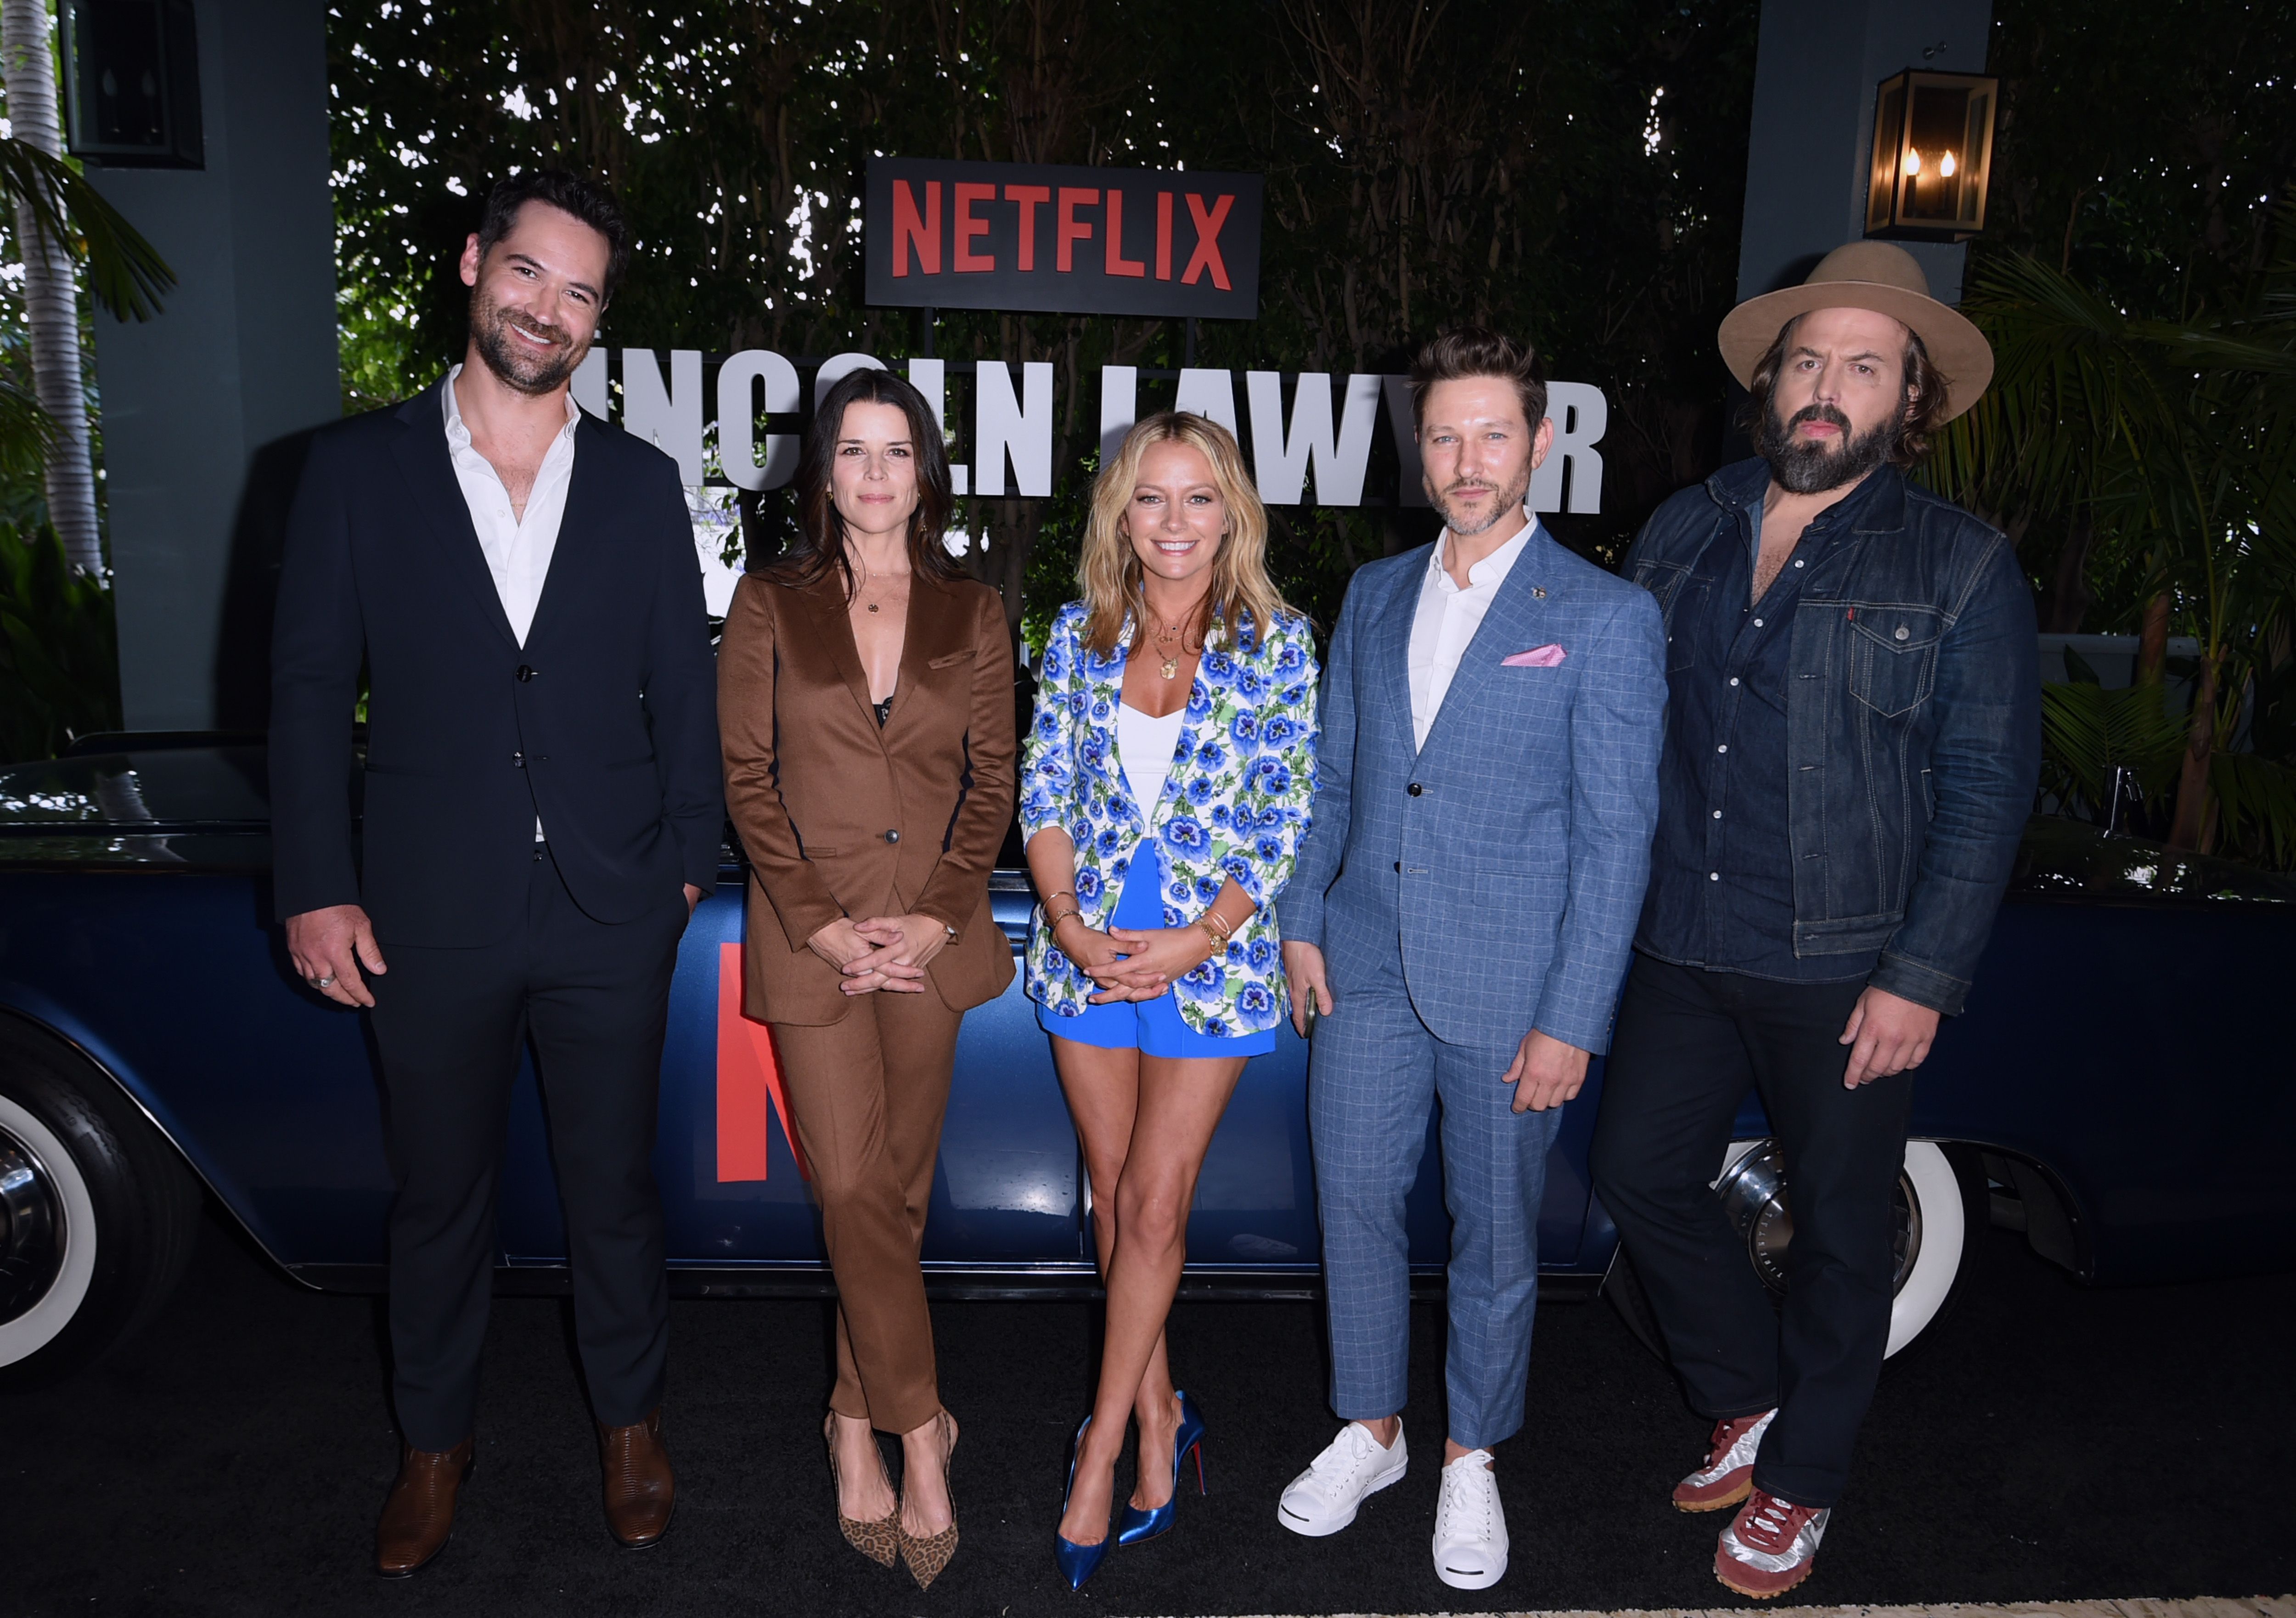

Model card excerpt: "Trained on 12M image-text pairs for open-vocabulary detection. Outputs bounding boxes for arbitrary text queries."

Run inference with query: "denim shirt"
[1623,459,2041,1016]
[1640,472,1875,982]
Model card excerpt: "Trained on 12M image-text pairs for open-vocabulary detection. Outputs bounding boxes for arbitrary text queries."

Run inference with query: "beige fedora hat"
[1718,241,1993,422]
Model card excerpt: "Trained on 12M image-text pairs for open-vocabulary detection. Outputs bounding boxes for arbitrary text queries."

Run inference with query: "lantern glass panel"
[1868,80,1907,235]
[1956,88,1994,230]
[1901,83,1974,224]
[1864,69,1995,241]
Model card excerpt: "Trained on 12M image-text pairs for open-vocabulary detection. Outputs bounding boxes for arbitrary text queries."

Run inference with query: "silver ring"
[315,975,334,988]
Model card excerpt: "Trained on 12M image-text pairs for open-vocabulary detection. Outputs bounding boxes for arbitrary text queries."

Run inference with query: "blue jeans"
[1036,850,1277,1059]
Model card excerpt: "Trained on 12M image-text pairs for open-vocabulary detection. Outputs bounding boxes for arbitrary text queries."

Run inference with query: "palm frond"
[0,138,175,321]
[2038,678,2189,815]
[0,375,52,479]
[2211,751,2296,870]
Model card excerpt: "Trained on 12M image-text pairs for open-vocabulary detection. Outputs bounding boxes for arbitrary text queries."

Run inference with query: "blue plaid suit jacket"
[1278,527,1667,1054]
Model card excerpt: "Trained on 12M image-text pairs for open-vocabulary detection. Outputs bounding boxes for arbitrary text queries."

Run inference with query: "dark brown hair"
[1407,326,1548,434]
[1743,314,1952,467]
[476,169,630,304]
[769,366,962,600]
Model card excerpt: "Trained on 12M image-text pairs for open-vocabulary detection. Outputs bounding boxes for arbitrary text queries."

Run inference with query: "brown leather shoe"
[598,1409,675,1548]
[375,1439,474,1578]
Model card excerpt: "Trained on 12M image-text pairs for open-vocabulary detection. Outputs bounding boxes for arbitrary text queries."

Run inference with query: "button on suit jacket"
[717,568,1018,1027]
[268,380,724,944]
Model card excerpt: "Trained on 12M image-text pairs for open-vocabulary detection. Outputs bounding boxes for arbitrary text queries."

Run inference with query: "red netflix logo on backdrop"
[865,158,1261,320]
[715,941,810,1185]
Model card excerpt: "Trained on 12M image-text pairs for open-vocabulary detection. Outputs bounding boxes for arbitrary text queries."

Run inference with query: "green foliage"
[0,521,118,765]
[2037,677,2186,819]
[1980,0,2296,323]
[0,136,176,322]
[326,0,1760,616]
[2212,750,2296,869]
[0,368,51,486]
[1932,216,2296,860]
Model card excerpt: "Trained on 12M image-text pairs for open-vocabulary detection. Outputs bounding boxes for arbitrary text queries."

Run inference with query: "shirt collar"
[1431,511,1538,588]
[443,361,582,447]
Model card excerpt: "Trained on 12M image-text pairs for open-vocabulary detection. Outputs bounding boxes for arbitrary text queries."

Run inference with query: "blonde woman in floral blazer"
[1021,411,1317,1586]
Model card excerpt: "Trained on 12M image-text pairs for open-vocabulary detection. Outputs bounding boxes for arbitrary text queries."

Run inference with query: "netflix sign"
[863,158,1263,320]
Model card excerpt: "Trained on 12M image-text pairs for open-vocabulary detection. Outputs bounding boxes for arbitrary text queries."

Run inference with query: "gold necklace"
[855,558,907,614]
[1154,620,1187,680]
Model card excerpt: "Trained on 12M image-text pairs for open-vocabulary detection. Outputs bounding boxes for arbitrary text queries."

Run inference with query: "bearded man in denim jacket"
[1589,243,2040,1600]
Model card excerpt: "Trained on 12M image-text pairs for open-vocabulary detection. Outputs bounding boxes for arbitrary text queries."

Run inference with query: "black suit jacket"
[269,379,724,945]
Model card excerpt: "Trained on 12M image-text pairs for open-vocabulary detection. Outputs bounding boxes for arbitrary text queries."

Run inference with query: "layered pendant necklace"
[1154,619,1187,680]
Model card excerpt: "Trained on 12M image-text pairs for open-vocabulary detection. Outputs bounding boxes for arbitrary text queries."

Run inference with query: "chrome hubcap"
[0,1126,65,1325]
[1716,1141,1921,1301]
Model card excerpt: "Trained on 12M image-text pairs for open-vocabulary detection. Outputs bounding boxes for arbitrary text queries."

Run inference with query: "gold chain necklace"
[855,556,908,614]
[1154,620,1188,680]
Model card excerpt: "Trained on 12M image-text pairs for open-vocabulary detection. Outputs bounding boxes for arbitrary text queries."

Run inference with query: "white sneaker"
[1431,1449,1508,1591]
[1276,1421,1408,1537]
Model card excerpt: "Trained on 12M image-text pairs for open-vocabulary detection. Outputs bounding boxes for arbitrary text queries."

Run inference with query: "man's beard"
[1427,462,1534,537]
[469,290,584,395]
[1759,398,1899,495]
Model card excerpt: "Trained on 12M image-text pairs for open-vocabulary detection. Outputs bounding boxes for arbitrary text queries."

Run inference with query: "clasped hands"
[808,913,950,995]
[1051,913,1213,1003]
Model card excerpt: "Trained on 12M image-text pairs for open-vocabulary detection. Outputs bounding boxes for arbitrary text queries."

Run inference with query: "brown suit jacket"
[719,567,1018,1026]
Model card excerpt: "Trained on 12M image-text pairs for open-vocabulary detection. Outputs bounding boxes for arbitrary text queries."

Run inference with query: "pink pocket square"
[1502,643,1567,668]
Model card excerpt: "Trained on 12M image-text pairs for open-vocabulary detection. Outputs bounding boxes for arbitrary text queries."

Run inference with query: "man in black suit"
[270,170,722,1576]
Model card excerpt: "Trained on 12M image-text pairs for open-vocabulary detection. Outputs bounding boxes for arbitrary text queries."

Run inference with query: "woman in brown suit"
[718,366,1016,1590]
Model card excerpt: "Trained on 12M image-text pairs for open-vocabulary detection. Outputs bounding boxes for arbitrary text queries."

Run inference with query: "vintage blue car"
[2,735,2292,1387]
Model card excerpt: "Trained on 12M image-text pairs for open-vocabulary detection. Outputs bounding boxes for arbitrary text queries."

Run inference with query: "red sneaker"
[1672,1409,1775,1512]
[1714,1487,1829,1599]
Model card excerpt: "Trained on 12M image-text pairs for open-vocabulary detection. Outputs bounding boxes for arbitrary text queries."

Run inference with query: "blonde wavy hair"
[1077,410,1292,658]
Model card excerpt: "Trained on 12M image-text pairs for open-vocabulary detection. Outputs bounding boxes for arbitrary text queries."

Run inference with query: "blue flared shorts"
[1036,849,1277,1060]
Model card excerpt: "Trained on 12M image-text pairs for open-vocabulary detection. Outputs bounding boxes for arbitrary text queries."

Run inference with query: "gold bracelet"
[1045,889,1077,908]
[1047,906,1084,932]
[1193,916,1228,951]
[1196,908,1235,942]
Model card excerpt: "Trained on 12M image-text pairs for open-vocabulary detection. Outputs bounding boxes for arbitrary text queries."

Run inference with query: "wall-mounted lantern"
[59,0,205,170]
[1865,70,1996,241]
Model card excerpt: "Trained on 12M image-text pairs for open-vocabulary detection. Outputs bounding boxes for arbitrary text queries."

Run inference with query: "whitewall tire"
[0,1090,101,1366]
[1606,1137,1985,1367]
[0,1022,200,1387]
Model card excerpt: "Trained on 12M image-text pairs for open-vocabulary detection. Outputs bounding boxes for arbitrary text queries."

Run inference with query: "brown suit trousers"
[718,567,1016,1432]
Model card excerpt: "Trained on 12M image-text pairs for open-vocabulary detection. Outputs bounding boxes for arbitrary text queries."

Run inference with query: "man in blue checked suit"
[1273,328,1666,1592]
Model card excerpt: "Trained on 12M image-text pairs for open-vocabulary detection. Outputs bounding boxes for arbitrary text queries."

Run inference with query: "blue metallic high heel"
[1053,1416,1114,1590]
[1115,1390,1208,1546]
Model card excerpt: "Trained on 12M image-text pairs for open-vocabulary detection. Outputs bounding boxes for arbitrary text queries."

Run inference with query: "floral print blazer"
[1020,599,1320,1036]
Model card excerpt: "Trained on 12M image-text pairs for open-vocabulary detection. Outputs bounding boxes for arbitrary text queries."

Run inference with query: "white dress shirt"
[442,362,580,647]
[1407,512,1538,751]
[443,364,580,837]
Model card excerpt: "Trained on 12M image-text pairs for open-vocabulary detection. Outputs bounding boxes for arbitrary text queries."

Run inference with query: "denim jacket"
[1622,459,2040,1016]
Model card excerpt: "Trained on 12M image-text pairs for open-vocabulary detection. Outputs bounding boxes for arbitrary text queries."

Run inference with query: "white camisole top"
[1118,702,1188,818]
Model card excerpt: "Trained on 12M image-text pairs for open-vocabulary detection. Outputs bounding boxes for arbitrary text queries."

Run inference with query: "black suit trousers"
[367,846,686,1450]
[1588,954,1915,1509]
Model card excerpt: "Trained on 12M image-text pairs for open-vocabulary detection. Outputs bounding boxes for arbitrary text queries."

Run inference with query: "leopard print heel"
[899,1410,961,1590]
[824,1414,900,1568]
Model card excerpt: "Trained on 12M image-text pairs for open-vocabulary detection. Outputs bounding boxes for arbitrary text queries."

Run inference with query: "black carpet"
[8,1211,2292,1617]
